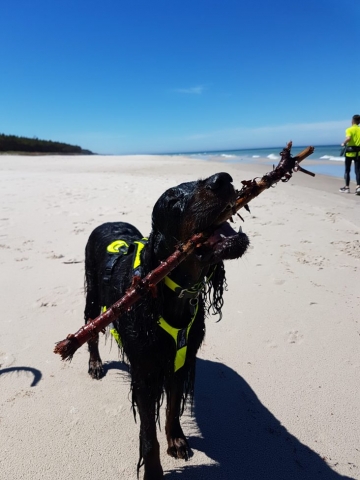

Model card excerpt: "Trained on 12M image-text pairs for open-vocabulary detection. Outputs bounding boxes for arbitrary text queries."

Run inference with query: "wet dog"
[84,172,249,479]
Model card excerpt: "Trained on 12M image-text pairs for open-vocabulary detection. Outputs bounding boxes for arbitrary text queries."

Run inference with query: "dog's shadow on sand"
[102,360,129,376]
[164,359,355,480]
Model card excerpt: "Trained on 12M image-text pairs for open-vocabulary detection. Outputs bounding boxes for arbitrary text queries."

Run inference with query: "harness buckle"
[189,296,199,315]
[189,297,199,306]
[178,289,186,298]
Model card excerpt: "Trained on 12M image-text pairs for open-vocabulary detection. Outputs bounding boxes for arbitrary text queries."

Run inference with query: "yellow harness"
[102,238,202,372]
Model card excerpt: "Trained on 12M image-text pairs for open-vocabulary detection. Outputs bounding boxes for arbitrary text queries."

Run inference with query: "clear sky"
[1,0,359,154]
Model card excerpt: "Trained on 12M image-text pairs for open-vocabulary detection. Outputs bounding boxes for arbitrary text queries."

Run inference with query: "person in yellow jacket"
[339,114,360,195]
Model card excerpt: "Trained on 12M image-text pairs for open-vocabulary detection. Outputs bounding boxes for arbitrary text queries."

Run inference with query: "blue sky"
[1,0,359,154]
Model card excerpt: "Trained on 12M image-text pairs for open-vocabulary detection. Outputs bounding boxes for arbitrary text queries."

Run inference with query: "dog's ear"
[205,261,227,320]
[149,230,173,262]
[142,231,175,271]
[151,186,191,243]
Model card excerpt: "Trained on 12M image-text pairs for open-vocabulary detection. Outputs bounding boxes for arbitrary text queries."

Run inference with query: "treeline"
[0,133,93,155]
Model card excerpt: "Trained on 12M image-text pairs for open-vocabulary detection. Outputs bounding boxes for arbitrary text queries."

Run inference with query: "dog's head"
[151,172,249,268]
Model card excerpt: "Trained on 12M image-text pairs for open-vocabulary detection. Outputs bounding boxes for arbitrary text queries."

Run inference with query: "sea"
[174,145,346,179]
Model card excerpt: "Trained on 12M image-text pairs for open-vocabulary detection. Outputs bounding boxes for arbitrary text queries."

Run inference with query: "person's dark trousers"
[344,155,353,186]
[355,159,360,185]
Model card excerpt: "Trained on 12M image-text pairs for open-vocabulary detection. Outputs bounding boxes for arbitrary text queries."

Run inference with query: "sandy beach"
[1,154,359,480]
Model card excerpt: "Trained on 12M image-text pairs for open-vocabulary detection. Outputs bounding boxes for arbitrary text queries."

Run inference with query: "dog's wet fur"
[84,172,249,479]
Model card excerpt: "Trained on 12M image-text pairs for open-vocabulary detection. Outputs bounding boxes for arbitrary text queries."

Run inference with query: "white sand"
[0,154,359,480]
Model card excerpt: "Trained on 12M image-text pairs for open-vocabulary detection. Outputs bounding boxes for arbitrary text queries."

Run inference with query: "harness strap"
[346,146,360,152]
[133,239,147,270]
[103,255,122,285]
[158,301,198,372]
[104,302,198,372]
[104,240,130,286]
[101,306,123,346]
[163,275,202,299]
[345,146,360,160]
[107,239,129,254]
[163,266,216,299]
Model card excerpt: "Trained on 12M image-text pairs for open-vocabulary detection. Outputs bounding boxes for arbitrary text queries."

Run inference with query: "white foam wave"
[221,154,236,158]
[320,155,344,162]
[267,154,280,160]
[252,155,260,158]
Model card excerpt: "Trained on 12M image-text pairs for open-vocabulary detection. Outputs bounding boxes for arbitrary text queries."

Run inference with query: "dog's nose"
[206,172,233,191]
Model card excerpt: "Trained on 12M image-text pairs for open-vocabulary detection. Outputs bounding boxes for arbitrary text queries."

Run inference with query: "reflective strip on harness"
[106,301,198,372]
[107,240,129,254]
[133,240,146,269]
[158,301,198,372]
[102,306,123,347]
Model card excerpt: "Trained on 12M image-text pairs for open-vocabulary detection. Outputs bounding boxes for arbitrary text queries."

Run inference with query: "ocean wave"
[267,154,280,160]
[221,154,236,158]
[252,155,260,158]
[320,155,344,162]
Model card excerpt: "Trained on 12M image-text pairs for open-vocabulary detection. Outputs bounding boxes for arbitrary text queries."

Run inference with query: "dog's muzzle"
[195,221,249,263]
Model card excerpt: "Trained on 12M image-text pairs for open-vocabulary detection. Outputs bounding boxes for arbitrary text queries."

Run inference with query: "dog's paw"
[88,360,104,379]
[166,437,190,460]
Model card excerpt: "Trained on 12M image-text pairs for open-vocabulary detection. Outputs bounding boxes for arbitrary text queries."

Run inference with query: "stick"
[54,142,314,360]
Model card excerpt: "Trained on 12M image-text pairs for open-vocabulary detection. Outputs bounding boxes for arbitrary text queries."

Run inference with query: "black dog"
[84,172,249,479]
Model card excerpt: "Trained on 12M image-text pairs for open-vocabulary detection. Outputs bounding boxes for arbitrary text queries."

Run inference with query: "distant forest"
[0,133,93,155]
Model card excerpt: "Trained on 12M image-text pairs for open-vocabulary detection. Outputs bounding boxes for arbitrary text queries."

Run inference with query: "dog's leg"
[84,264,104,380]
[84,308,104,379]
[165,377,189,460]
[86,332,104,379]
[134,381,164,480]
